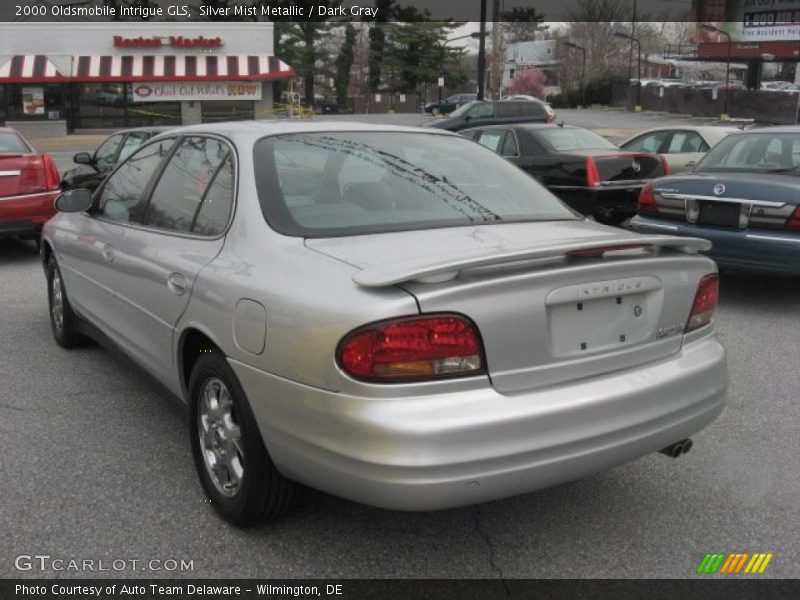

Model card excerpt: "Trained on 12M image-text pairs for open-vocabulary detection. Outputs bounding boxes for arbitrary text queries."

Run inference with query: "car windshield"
[0,132,30,154]
[696,131,800,174]
[536,128,618,151]
[254,132,578,237]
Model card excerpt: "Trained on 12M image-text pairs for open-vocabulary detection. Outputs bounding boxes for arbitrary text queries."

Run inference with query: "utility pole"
[490,0,501,99]
[628,0,637,82]
[477,0,487,100]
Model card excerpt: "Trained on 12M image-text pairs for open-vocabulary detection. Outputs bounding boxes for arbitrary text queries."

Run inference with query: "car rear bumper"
[0,191,58,237]
[553,185,644,219]
[629,216,800,276]
[230,335,726,511]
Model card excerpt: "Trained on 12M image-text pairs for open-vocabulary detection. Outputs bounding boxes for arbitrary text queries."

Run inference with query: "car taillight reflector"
[638,181,658,216]
[42,153,61,191]
[787,206,800,230]
[585,157,600,188]
[337,314,484,382]
[685,274,719,333]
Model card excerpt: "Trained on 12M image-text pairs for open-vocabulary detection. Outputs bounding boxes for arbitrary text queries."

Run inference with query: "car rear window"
[0,133,30,154]
[696,132,800,173]
[536,128,617,151]
[254,132,578,237]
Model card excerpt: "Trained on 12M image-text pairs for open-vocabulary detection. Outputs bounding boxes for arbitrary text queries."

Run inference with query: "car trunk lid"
[0,154,52,198]
[307,222,713,393]
[650,172,800,229]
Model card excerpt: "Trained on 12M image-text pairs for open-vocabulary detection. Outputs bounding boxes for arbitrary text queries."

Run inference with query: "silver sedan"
[42,121,727,526]
[620,125,738,173]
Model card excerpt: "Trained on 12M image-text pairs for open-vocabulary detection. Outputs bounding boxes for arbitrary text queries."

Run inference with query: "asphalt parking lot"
[3,110,798,579]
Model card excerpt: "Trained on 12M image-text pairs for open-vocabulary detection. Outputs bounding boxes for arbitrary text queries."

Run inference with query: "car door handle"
[167,273,187,296]
[102,244,115,263]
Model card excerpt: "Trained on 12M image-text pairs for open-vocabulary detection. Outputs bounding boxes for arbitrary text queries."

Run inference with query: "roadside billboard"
[695,0,800,43]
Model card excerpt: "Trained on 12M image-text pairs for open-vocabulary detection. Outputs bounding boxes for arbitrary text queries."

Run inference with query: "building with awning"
[0,22,295,133]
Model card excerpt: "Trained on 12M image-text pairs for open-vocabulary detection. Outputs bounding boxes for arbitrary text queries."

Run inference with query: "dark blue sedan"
[630,126,800,277]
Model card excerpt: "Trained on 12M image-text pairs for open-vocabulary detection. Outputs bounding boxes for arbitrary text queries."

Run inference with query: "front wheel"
[189,351,297,526]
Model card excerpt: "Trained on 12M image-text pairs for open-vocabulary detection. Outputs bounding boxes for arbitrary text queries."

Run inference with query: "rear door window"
[476,130,505,152]
[141,136,232,234]
[624,132,668,153]
[520,102,545,117]
[497,103,522,118]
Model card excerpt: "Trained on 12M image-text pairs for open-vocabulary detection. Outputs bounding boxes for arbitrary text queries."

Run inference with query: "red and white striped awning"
[0,55,70,83]
[72,54,294,82]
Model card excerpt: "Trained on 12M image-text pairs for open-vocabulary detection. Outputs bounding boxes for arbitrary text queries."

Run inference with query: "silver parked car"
[621,126,738,173]
[42,121,727,526]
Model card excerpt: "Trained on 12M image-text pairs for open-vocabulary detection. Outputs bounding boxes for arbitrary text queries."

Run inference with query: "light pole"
[615,31,641,112]
[564,41,586,107]
[477,0,487,100]
[701,23,732,119]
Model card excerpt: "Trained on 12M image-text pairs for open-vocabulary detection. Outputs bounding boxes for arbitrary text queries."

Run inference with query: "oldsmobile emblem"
[713,183,726,196]
[631,160,641,173]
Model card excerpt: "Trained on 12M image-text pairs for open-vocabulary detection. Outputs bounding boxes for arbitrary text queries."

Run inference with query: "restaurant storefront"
[0,22,294,132]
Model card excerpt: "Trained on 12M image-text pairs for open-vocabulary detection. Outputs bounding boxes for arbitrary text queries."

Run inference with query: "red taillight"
[337,314,484,382]
[42,153,61,191]
[660,155,671,175]
[685,274,719,333]
[787,206,800,230]
[638,181,658,216]
[585,157,600,188]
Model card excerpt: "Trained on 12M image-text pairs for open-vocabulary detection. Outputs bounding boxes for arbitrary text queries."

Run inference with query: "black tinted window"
[142,137,231,233]
[497,103,521,118]
[98,138,175,223]
[520,102,545,117]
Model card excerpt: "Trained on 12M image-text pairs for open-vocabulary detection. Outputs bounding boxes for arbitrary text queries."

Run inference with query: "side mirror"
[464,115,472,122]
[55,189,93,213]
[73,152,94,165]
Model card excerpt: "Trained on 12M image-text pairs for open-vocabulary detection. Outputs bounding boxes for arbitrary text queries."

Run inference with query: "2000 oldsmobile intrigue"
[42,122,727,526]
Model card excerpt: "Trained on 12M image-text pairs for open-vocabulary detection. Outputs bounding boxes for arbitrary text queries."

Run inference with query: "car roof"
[741,125,800,134]
[113,126,173,134]
[460,123,582,134]
[153,120,459,139]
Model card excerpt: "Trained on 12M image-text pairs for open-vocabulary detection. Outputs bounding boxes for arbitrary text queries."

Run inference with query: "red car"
[0,127,61,247]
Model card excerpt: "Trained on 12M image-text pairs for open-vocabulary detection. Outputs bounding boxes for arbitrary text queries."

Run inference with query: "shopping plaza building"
[0,22,294,135]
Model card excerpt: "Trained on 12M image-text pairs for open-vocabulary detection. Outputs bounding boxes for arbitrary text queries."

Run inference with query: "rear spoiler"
[353,235,712,287]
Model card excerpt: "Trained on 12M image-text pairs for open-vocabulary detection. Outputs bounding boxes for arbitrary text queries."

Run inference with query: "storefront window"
[75,83,180,128]
[0,84,65,122]
[201,100,254,123]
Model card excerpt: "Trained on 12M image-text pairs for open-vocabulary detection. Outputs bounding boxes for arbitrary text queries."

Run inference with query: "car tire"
[46,255,87,348]
[189,351,297,526]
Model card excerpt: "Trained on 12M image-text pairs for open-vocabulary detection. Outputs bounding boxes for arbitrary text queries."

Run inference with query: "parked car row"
[43,120,727,527]
[7,110,796,529]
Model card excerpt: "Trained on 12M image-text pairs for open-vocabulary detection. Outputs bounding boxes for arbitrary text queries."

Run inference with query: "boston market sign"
[113,35,224,49]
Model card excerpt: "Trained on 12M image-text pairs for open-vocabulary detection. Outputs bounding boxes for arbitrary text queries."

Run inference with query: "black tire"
[46,255,87,348]
[189,351,297,526]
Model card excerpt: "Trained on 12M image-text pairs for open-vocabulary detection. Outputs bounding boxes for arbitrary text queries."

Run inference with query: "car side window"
[94,134,124,167]
[520,102,544,117]
[97,138,175,223]
[467,103,495,119]
[682,132,706,153]
[625,132,667,153]
[192,154,235,236]
[497,103,521,118]
[501,131,519,157]
[141,136,231,234]
[476,130,505,153]
[117,132,151,163]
